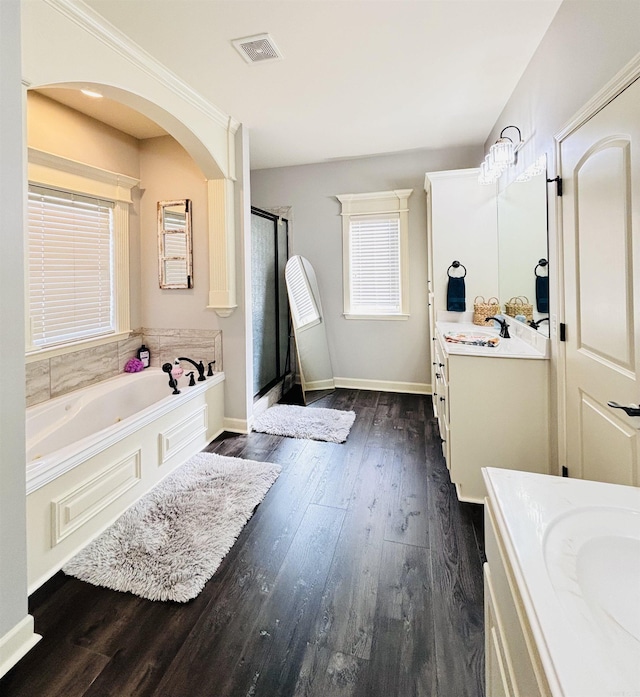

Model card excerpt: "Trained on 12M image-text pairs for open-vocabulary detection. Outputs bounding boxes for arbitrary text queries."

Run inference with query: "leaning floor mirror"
[284,255,335,404]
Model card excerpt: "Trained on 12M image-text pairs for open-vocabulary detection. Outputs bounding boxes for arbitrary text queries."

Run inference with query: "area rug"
[62,452,281,602]
[252,404,356,443]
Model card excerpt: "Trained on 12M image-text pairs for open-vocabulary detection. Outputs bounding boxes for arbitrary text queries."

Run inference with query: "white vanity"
[434,319,549,503]
[425,167,551,502]
[483,467,640,697]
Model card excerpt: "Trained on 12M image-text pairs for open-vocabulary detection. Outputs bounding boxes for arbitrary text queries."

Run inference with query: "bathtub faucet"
[162,363,181,394]
[177,357,206,381]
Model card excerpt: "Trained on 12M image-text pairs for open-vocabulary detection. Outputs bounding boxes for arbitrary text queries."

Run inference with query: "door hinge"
[559,322,567,341]
[547,176,563,197]
[562,466,569,477]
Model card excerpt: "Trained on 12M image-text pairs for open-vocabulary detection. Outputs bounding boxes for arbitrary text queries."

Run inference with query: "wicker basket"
[504,296,534,323]
[473,296,500,326]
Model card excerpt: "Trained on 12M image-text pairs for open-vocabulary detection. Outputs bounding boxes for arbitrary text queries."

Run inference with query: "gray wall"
[251,145,480,389]
[486,0,640,164]
[484,0,640,474]
[0,0,31,658]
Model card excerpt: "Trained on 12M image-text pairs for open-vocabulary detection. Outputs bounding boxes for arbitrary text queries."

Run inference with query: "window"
[28,185,115,347]
[337,189,412,319]
[26,148,138,356]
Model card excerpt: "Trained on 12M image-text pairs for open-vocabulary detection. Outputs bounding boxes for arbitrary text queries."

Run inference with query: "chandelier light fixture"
[478,125,524,184]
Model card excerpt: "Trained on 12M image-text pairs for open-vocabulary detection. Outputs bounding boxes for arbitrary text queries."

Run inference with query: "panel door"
[561,77,640,485]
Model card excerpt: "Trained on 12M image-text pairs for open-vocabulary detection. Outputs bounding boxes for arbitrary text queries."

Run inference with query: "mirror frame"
[158,199,193,289]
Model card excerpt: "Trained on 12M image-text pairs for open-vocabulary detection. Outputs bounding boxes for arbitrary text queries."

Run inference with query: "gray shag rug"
[63,452,281,602]
[252,404,356,443]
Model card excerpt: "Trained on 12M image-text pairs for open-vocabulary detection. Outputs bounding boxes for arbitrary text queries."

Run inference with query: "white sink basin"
[577,535,640,641]
[484,469,640,697]
[543,506,640,685]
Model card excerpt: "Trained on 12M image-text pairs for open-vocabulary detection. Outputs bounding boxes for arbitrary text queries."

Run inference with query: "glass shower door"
[251,207,289,397]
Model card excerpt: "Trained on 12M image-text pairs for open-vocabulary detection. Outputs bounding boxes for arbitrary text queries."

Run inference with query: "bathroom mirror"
[284,255,335,404]
[497,159,549,332]
[158,199,193,289]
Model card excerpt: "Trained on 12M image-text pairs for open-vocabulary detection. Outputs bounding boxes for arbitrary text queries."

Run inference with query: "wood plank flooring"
[1,389,486,697]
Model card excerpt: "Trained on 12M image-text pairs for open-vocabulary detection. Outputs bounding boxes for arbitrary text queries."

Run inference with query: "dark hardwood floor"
[1,389,486,697]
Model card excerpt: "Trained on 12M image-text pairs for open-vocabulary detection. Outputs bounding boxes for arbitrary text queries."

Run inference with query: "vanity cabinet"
[425,168,550,502]
[484,496,552,697]
[434,328,549,503]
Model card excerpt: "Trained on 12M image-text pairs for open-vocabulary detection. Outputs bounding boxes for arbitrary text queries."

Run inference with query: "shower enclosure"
[251,207,290,397]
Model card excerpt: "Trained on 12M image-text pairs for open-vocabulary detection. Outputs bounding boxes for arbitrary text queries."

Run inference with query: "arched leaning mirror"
[158,199,193,288]
[284,255,335,404]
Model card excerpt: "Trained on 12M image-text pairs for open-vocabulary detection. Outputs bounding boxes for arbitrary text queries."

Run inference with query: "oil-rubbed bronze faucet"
[177,357,206,381]
[485,316,511,338]
[162,363,181,394]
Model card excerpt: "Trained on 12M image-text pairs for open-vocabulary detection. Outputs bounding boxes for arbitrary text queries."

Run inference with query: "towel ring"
[447,260,467,278]
[535,258,548,277]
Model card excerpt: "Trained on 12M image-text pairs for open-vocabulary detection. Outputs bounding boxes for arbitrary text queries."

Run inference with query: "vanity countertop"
[436,321,548,359]
[483,467,640,697]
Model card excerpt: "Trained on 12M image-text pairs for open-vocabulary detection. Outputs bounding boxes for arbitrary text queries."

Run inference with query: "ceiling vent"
[232,33,283,64]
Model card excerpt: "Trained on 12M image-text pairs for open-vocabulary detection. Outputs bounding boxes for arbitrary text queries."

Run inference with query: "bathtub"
[26,368,225,591]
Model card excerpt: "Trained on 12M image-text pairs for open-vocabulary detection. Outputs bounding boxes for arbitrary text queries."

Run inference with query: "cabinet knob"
[435,372,441,379]
[439,396,445,402]
[439,363,445,368]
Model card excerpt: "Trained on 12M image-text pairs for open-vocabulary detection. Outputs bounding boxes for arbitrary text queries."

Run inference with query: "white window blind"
[28,185,115,347]
[349,215,401,314]
[285,255,321,330]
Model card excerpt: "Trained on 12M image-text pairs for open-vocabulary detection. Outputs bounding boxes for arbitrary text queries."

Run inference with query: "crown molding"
[42,0,240,135]
[555,51,640,142]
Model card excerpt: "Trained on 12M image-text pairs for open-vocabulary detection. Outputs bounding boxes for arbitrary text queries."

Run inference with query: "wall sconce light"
[478,125,524,184]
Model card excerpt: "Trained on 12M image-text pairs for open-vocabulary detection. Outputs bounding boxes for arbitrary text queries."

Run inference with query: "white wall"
[251,146,480,390]
[0,0,40,677]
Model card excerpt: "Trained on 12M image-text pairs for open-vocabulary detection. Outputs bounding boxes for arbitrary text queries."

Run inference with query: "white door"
[561,77,640,486]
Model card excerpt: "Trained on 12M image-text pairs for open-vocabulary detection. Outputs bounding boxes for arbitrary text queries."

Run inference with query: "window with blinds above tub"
[28,185,116,347]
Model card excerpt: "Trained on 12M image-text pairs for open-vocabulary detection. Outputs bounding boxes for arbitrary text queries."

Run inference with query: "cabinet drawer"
[485,502,551,697]
[434,338,448,382]
[485,564,516,697]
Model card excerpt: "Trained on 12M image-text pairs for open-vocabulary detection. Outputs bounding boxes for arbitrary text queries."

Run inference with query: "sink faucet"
[529,317,550,330]
[177,357,206,381]
[485,316,511,338]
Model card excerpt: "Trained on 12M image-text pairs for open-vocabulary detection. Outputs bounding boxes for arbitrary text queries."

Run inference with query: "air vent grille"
[232,34,283,64]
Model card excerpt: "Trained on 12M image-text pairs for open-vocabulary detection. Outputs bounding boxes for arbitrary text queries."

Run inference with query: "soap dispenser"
[137,344,150,368]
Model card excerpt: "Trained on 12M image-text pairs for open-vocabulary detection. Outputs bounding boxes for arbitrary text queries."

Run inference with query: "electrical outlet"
[551,314,558,336]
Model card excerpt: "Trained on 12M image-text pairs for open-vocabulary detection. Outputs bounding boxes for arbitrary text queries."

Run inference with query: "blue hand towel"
[536,275,549,313]
[447,276,466,312]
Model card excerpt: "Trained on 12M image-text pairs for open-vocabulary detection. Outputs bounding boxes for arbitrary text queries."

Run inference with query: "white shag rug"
[62,452,281,603]
[252,404,356,443]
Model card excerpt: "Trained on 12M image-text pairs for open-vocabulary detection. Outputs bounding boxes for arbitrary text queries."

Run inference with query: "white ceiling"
[70,1,562,170]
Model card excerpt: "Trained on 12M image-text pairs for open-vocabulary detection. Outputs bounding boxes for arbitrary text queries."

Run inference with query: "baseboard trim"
[334,377,431,395]
[223,417,251,434]
[0,615,41,679]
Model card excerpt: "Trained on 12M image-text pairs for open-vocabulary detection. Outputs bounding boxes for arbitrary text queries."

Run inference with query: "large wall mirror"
[158,199,193,289]
[285,255,335,404]
[497,158,549,333]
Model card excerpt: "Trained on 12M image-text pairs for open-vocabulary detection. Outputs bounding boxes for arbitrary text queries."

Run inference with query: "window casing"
[337,189,412,320]
[26,148,138,358]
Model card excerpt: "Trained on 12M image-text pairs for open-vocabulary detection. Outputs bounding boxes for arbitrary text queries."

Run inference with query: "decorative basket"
[504,296,534,322]
[473,296,500,326]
